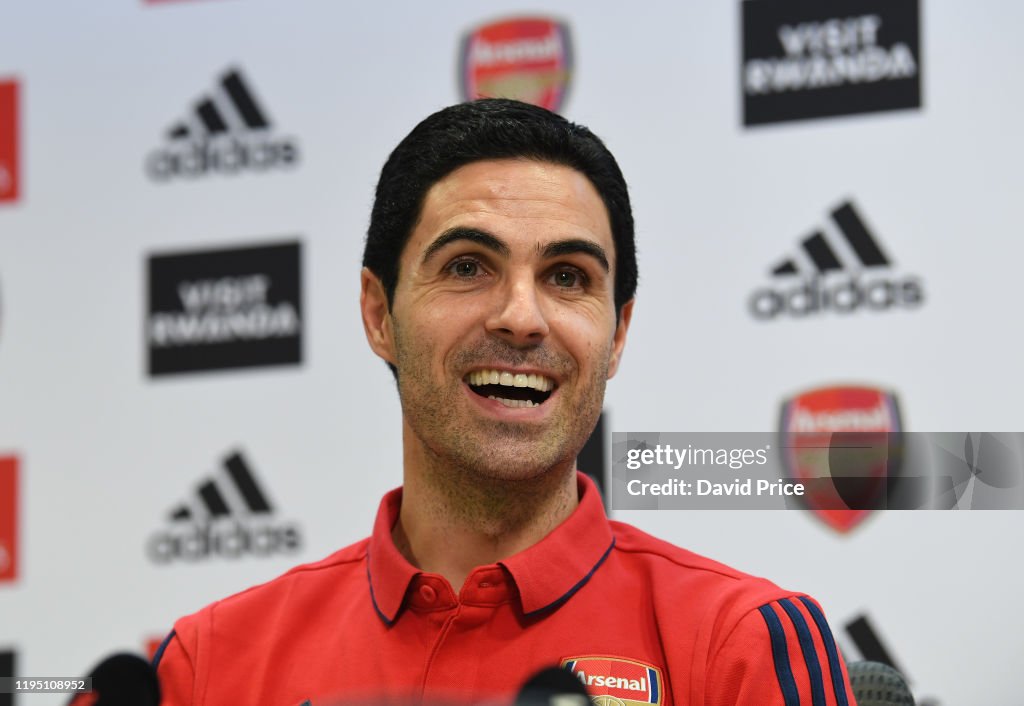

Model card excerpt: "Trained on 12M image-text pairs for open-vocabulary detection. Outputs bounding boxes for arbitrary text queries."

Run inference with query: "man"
[155,99,855,706]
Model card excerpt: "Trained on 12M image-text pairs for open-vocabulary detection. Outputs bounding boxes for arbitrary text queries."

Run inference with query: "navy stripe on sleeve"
[797,596,850,706]
[779,598,826,706]
[758,604,801,706]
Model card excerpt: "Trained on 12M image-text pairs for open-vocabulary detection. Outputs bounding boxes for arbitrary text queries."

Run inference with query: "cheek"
[550,308,616,361]
[395,300,476,370]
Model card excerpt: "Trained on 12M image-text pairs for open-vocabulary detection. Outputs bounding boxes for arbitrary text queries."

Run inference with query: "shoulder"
[173,537,370,635]
[608,520,793,606]
[154,538,373,704]
[604,521,816,656]
[605,523,854,705]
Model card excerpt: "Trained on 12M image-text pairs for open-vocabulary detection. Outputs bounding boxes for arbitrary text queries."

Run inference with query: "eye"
[550,268,586,288]
[447,258,483,278]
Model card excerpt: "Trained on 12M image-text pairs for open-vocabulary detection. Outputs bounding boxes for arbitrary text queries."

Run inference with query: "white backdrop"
[1,2,1021,704]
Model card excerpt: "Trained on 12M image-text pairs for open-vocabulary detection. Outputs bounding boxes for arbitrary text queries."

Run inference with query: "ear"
[360,267,397,366]
[607,298,634,380]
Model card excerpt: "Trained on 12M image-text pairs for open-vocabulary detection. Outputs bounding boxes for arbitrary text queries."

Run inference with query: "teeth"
[487,395,538,408]
[468,369,554,392]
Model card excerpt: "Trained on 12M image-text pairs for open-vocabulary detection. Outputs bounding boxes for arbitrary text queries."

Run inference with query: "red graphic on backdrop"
[460,17,573,112]
[0,456,18,582]
[780,386,902,533]
[0,80,20,204]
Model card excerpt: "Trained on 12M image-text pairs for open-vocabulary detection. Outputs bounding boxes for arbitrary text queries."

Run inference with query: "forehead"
[405,158,613,260]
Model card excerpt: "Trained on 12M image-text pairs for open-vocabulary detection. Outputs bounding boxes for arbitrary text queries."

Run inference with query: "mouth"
[464,368,557,409]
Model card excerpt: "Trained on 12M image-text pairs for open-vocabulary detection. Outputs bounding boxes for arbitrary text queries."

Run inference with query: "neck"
[393,422,579,592]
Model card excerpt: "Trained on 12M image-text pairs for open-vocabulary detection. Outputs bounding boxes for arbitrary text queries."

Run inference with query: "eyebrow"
[422,228,610,272]
[540,239,610,272]
[422,228,510,265]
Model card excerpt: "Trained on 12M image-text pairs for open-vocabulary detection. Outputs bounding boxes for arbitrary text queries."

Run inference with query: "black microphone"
[847,660,915,706]
[515,666,592,706]
[67,653,160,706]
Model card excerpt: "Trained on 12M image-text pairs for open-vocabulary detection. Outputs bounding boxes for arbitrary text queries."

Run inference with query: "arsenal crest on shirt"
[779,386,903,533]
[561,656,663,706]
[459,17,573,112]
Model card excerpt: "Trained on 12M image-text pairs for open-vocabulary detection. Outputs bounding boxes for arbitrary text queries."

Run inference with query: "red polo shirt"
[155,473,855,706]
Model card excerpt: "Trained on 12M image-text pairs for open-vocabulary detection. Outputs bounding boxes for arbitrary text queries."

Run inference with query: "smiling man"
[361,156,629,594]
[154,100,855,706]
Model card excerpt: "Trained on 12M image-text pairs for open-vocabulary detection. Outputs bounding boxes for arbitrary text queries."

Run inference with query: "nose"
[485,274,550,347]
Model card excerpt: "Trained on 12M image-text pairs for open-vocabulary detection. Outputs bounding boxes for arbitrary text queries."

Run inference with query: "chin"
[450,445,574,483]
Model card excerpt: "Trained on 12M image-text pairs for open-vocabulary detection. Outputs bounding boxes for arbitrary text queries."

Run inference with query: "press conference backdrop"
[0,2,1021,704]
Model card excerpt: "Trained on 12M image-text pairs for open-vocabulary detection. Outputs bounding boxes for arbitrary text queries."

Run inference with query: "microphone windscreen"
[515,666,592,706]
[847,660,915,706]
[68,653,160,706]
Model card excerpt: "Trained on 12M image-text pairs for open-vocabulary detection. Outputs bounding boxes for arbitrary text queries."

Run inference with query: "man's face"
[361,158,632,480]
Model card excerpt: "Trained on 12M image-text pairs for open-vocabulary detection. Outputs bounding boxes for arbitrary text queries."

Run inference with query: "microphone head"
[847,660,915,706]
[68,653,160,706]
[516,666,592,706]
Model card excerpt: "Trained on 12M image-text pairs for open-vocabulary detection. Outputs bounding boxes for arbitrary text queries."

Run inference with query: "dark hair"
[363,98,637,315]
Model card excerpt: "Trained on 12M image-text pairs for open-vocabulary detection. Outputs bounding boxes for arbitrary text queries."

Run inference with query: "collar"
[367,472,614,625]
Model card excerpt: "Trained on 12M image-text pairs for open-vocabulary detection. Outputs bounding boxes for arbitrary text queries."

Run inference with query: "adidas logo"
[146,450,302,563]
[145,67,300,181]
[748,200,925,320]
